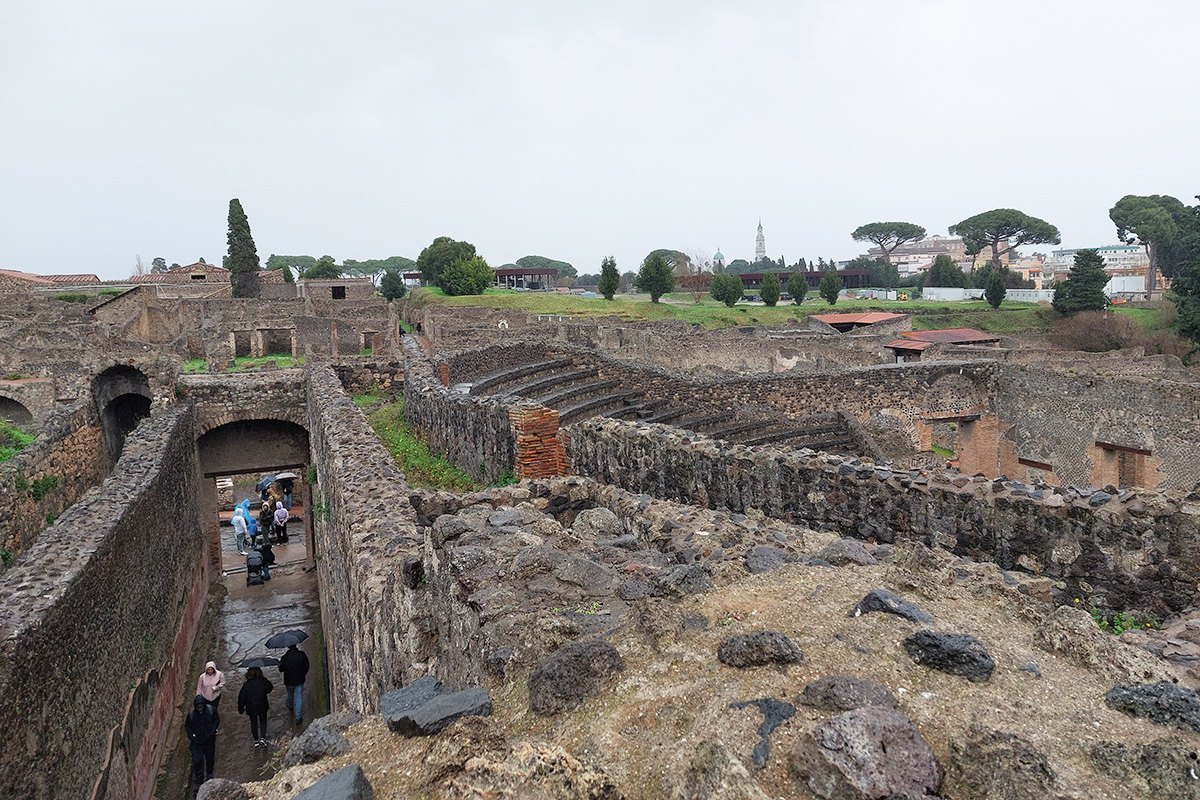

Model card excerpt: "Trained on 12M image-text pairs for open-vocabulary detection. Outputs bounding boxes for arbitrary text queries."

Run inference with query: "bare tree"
[132,255,147,276]
[681,248,714,304]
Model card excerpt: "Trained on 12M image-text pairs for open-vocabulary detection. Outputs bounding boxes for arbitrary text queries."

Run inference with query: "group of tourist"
[184,646,311,795]
[231,501,290,555]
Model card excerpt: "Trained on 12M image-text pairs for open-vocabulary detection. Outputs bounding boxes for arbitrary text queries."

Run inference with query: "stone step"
[674,410,736,431]
[707,419,775,440]
[469,358,574,395]
[558,391,642,425]
[642,406,689,425]
[505,367,598,399]
[535,379,621,407]
[739,426,849,447]
[603,400,666,420]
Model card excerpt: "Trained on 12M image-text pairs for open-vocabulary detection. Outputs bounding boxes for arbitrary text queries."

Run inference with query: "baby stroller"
[246,549,265,586]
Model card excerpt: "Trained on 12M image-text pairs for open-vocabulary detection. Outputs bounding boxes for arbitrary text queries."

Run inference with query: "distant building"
[1044,246,1149,278]
[713,248,725,272]
[885,328,1000,362]
[755,220,766,263]
[865,236,971,277]
[129,262,231,284]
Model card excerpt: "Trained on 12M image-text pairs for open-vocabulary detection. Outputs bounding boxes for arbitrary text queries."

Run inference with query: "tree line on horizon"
[219,195,1200,343]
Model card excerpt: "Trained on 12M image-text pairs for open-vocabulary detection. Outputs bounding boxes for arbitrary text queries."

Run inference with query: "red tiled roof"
[128,274,172,283]
[898,328,999,344]
[811,312,906,325]
[43,273,101,285]
[171,262,229,273]
[885,338,934,351]
[0,269,53,285]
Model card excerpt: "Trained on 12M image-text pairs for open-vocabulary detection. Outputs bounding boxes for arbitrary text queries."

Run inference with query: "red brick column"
[439,362,450,387]
[510,405,569,479]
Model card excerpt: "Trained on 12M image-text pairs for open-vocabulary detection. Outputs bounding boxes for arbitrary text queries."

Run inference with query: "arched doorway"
[93,365,153,463]
[0,395,33,425]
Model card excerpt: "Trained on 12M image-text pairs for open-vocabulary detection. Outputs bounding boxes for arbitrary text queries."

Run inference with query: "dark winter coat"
[185,696,219,745]
[279,647,310,687]
[258,543,276,566]
[238,676,274,715]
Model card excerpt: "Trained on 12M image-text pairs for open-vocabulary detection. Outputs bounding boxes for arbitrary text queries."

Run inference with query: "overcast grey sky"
[2,0,1196,280]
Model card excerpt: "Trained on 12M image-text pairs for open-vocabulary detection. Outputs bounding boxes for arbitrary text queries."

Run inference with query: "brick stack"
[439,362,450,387]
[509,405,569,479]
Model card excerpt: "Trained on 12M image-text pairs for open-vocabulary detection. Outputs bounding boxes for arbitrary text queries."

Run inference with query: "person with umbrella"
[268,631,310,725]
[185,694,219,794]
[237,663,275,747]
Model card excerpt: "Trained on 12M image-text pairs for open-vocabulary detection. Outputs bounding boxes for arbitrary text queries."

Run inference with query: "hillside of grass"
[410,287,1054,334]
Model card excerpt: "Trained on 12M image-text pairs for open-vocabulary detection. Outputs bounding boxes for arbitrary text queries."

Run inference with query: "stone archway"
[0,395,33,425]
[195,418,313,572]
[93,365,153,463]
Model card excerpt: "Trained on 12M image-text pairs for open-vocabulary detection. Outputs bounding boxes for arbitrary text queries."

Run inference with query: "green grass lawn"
[413,287,1054,334]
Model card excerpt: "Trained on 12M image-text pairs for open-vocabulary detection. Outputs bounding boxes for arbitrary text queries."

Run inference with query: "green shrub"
[30,475,59,501]
[0,419,35,464]
[56,293,91,303]
[438,256,493,297]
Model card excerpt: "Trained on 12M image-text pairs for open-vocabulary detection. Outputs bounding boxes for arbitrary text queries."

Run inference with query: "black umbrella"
[241,656,280,668]
[254,475,276,494]
[265,630,309,649]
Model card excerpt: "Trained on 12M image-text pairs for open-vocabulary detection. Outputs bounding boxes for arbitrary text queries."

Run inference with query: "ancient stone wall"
[180,369,309,436]
[331,359,406,399]
[565,416,1200,616]
[404,348,520,483]
[0,399,107,567]
[305,366,429,711]
[0,407,208,800]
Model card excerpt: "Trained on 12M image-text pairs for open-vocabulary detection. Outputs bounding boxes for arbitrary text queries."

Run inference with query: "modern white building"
[1045,245,1149,277]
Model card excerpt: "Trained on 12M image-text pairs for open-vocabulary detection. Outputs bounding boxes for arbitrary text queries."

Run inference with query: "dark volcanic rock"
[1104,681,1200,733]
[745,546,789,574]
[814,538,878,567]
[903,631,995,682]
[718,631,803,668]
[293,764,374,800]
[196,779,249,800]
[729,697,796,768]
[791,705,942,799]
[797,675,897,712]
[380,675,445,730]
[946,725,1057,799]
[650,563,712,597]
[283,725,351,767]
[529,639,625,714]
[850,589,933,623]
[390,687,493,737]
[1090,737,1200,799]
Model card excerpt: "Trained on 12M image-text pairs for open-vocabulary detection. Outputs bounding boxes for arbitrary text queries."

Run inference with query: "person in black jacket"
[184,694,219,792]
[237,667,274,746]
[278,644,310,725]
[257,541,276,581]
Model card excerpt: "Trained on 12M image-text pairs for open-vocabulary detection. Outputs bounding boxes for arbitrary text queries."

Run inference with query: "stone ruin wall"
[404,345,521,484]
[564,416,1200,618]
[0,399,107,567]
[412,305,894,375]
[306,365,432,711]
[0,406,207,800]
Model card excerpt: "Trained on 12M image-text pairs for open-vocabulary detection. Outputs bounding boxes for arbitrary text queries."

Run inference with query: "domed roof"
[714,248,725,261]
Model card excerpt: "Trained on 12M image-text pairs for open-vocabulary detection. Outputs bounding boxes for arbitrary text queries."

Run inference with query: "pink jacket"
[196,661,225,701]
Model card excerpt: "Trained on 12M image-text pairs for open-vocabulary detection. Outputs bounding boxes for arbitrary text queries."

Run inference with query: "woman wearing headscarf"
[196,661,225,708]
[273,501,289,544]
[231,507,248,556]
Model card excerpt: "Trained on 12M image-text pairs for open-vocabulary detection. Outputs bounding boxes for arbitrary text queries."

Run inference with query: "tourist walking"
[237,667,274,746]
[278,644,309,725]
[231,508,248,555]
[185,694,219,794]
[273,501,289,544]
[195,661,225,708]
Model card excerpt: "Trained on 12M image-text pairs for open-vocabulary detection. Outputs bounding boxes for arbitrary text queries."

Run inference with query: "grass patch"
[0,419,35,464]
[367,399,479,491]
[352,393,382,408]
[931,444,955,459]
[412,288,1057,334]
[180,355,304,373]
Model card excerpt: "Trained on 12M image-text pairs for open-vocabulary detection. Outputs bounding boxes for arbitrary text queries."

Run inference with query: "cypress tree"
[598,256,619,300]
[1052,249,1109,314]
[226,198,261,297]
